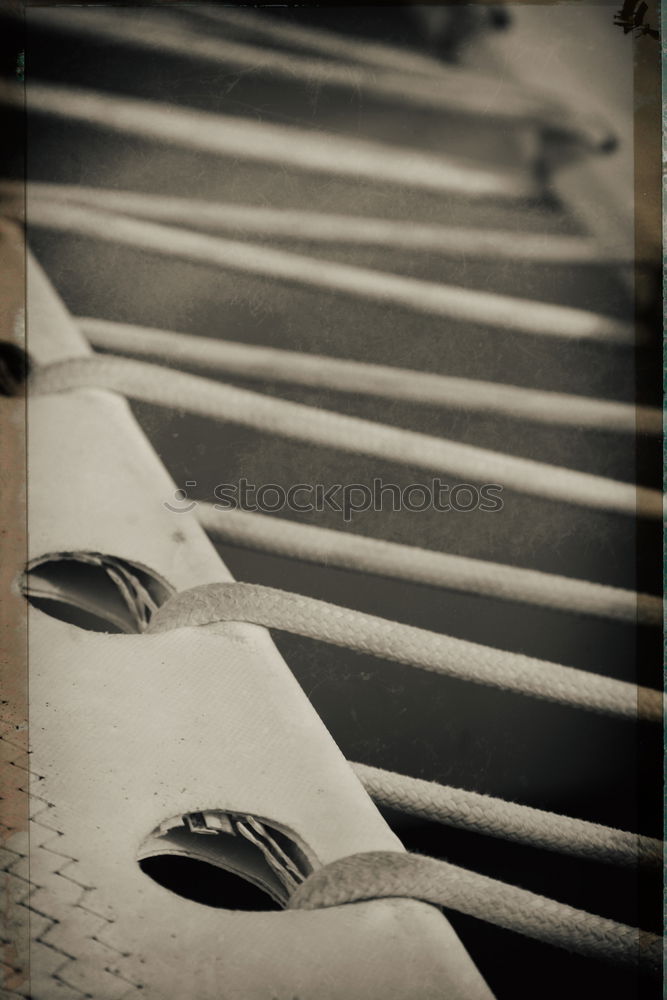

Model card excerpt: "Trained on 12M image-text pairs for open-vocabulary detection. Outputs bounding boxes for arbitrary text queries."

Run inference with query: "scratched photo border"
[0,2,662,996]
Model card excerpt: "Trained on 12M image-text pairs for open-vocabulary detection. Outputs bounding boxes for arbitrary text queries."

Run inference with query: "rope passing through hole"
[145,582,661,722]
[144,578,662,964]
[192,505,661,626]
[288,851,661,973]
[29,356,663,518]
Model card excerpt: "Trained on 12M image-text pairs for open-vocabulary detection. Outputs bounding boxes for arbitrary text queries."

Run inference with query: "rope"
[195,505,661,626]
[288,851,661,972]
[3,82,532,200]
[28,7,614,151]
[16,22,659,988]
[74,316,659,434]
[29,356,663,519]
[6,180,637,265]
[144,581,661,721]
[26,199,637,344]
[351,763,662,867]
[185,6,482,79]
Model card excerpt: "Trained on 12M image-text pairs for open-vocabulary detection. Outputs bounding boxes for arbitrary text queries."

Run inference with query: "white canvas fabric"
[10,255,495,998]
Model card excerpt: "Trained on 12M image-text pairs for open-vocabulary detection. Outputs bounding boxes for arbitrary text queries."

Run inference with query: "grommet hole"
[139,812,312,913]
[22,552,174,633]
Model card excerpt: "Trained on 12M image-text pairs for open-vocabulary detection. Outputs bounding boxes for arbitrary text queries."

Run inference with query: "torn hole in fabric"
[138,811,314,911]
[22,552,174,633]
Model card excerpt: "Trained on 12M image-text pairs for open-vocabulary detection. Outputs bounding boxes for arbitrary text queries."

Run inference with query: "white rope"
[29,355,663,518]
[145,581,662,722]
[290,851,661,972]
[14,19,659,985]
[26,200,637,344]
[194,505,661,626]
[185,5,475,78]
[27,6,613,150]
[351,763,662,867]
[3,82,532,200]
[6,180,634,264]
[75,315,658,434]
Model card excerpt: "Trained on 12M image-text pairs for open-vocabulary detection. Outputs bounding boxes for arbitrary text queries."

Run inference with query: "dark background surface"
[5,6,662,999]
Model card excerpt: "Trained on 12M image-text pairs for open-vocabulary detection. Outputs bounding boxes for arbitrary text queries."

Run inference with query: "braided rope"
[4,82,531,200]
[15,9,660,991]
[144,582,661,721]
[74,314,659,433]
[194,505,661,625]
[351,763,662,867]
[186,4,455,78]
[8,182,641,265]
[26,198,636,343]
[28,5,609,142]
[288,851,662,972]
[29,357,662,518]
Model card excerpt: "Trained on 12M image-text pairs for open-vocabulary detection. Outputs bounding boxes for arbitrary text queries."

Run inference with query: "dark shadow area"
[139,855,282,912]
